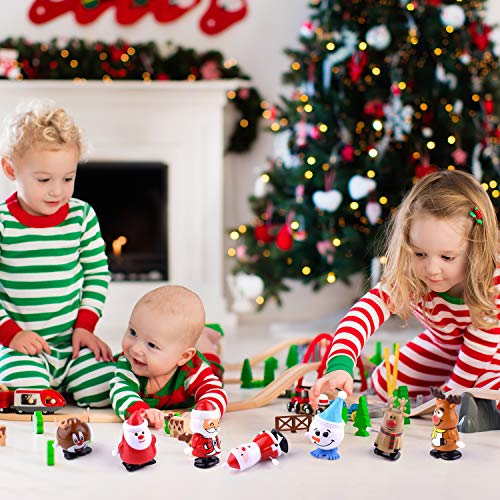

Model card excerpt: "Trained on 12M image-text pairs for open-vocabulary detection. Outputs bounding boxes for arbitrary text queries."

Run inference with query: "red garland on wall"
[28,0,247,35]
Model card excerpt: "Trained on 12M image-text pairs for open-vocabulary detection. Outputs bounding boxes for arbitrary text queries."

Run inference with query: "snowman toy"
[112,410,157,472]
[306,391,347,460]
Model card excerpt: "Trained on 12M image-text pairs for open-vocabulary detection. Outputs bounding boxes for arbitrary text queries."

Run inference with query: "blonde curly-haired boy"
[0,100,114,407]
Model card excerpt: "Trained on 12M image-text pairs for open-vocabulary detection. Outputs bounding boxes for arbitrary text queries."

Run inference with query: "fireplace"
[0,80,241,337]
[73,161,168,281]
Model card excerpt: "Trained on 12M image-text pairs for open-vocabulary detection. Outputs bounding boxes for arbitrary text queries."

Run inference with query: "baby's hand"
[9,330,51,356]
[309,370,353,409]
[144,408,165,429]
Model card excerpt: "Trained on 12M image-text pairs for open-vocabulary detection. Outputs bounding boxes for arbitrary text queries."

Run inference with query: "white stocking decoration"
[312,190,343,212]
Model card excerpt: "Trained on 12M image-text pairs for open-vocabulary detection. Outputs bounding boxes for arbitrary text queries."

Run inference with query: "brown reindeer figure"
[429,387,464,461]
[374,397,409,461]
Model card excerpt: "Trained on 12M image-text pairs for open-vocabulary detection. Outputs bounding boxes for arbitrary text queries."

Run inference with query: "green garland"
[0,37,264,153]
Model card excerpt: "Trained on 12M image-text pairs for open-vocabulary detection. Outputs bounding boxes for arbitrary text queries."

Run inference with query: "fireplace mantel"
[0,80,244,338]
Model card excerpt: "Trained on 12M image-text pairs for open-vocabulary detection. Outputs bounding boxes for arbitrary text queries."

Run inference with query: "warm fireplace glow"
[112,236,127,256]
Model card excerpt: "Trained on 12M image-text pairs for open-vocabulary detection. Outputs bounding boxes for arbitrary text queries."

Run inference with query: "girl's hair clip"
[469,207,483,225]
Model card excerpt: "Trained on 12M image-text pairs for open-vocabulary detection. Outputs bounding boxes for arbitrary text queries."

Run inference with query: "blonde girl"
[310,170,500,410]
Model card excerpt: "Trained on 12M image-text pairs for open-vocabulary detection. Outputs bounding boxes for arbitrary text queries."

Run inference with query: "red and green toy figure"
[188,400,221,469]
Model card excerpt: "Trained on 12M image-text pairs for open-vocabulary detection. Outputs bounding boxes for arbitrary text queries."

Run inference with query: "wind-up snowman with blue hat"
[306,391,347,460]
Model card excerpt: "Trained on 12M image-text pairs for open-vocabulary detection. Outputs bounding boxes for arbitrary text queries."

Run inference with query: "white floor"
[0,314,498,500]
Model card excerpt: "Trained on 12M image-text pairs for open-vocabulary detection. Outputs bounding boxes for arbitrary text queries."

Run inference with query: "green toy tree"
[240,358,254,389]
[229,0,500,307]
[286,344,300,369]
[263,356,279,385]
[353,395,371,436]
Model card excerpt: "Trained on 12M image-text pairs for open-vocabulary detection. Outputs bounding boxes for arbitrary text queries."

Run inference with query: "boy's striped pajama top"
[326,274,500,403]
[0,194,114,407]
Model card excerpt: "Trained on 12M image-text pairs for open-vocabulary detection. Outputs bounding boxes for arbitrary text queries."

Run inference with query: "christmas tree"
[229,0,500,308]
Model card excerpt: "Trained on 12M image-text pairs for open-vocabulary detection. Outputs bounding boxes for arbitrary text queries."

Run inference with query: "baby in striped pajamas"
[0,100,114,407]
[311,170,500,427]
[110,285,227,428]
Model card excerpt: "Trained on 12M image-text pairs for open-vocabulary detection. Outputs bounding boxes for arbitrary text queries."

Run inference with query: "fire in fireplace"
[73,161,168,281]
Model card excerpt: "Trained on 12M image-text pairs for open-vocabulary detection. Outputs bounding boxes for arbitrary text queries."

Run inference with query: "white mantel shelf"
[0,78,243,333]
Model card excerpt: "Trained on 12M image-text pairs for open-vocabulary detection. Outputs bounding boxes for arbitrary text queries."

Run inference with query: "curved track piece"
[223,337,314,371]
[227,362,321,412]
[410,388,500,417]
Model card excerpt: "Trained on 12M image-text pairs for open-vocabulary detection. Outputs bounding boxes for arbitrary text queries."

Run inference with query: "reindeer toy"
[374,396,408,461]
[429,387,465,461]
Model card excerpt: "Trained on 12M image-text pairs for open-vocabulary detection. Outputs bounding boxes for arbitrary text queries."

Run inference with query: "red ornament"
[341,144,355,162]
[254,224,276,243]
[364,99,385,118]
[200,60,221,80]
[276,224,293,251]
[348,51,368,84]
[415,163,437,179]
[468,21,492,51]
[484,95,494,115]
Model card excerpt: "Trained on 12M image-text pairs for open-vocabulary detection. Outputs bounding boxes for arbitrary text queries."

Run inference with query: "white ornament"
[300,21,315,39]
[273,130,300,169]
[312,190,343,212]
[453,99,463,115]
[218,0,246,12]
[348,175,376,200]
[253,176,268,197]
[323,29,358,88]
[422,127,433,138]
[0,49,20,79]
[366,25,392,50]
[459,52,471,65]
[366,201,382,225]
[227,273,264,313]
[383,94,413,141]
[435,63,457,90]
[440,5,465,29]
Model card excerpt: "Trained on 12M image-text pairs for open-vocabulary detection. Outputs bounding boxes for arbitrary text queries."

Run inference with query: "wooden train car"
[0,388,66,414]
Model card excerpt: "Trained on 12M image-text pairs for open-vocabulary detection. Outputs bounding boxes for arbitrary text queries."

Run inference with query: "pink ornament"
[451,148,467,165]
[200,60,221,80]
[316,240,335,264]
[310,126,321,140]
[341,144,355,162]
[236,245,247,260]
[238,88,250,100]
[295,184,305,202]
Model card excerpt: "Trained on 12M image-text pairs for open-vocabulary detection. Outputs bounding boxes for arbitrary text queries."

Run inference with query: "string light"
[379,196,388,204]
[327,272,336,283]
[332,238,341,246]
[229,231,240,240]
[227,248,236,257]
[307,156,317,165]
[302,266,311,275]
[256,296,265,305]
[238,225,248,233]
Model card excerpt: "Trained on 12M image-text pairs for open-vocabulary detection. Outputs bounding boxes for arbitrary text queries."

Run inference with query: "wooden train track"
[223,337,314,371]
[227,362,321,412]
[410,387,500,417]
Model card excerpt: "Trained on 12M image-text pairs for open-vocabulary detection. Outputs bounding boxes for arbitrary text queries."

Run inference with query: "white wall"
[1,1,500,324]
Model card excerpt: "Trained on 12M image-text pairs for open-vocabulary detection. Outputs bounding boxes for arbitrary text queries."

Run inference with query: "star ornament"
[451,148,467,165]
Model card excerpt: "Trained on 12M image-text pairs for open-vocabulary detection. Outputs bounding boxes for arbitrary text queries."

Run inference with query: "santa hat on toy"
[318,394,329,407]
[124,410,148,433]
[191,400,219,421]
[316,391,347,428]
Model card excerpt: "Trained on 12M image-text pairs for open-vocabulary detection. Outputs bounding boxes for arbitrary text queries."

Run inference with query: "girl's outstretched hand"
[309,370,354,410]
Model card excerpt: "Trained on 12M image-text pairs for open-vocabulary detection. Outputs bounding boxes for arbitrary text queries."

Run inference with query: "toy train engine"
[287,388,329,415]
[0,387,66,414]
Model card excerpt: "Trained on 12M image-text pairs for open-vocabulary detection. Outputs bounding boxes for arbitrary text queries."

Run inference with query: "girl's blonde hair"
[0,100,85,159]
[380,169,498,329]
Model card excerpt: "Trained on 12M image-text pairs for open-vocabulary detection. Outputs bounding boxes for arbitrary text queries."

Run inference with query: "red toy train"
[0,386,66,414]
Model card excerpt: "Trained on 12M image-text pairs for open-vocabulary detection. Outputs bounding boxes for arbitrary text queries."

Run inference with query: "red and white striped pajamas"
[325,273,500,405]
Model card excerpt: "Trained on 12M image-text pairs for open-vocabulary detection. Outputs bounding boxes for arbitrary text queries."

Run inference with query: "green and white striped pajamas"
[0,194,114,407]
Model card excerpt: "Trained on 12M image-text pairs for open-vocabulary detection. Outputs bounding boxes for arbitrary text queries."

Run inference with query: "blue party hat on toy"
[317,391,347,428]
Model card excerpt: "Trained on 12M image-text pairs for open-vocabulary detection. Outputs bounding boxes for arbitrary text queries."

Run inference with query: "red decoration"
[348,51,368,84]
[415,163,437,179]
[276,224,293,251]
[468,21,491,51]
[484,94,494,115]
[254,224,276,243]
[199,0,247,35]
[28,0,247,34]
[364,99,385,118]
[341,144,355,162]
